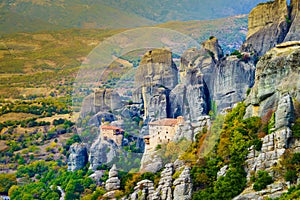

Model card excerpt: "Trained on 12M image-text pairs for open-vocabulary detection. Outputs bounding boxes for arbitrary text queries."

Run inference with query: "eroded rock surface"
[242,0,300,56]
[242,0,289,55]
[105,164,120,191]
[173,166,193,200]
[67,143,88,171]
[245,42,300,118]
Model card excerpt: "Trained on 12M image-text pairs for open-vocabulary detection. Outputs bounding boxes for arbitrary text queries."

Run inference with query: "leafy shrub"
[253,139,263,151]
[292,118,300,138]
[285,169,297,183]
[230,50,242,59]
[253,170,273,191]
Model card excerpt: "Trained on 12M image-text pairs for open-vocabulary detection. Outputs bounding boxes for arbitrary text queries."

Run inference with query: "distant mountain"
[0,0,268,33]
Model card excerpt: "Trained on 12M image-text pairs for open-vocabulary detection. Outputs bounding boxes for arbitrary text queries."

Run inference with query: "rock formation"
[103,164,121,199]
[89,133,121,170]
[79,88,122,119]
[245,41,300,118]
[213,55,255,112]
[284,0,300,41]
[67,143,88,171]
[234,42,300,200]
[242,0,300,56]
[124,163,192,200]
[171,38,255,118]
[234,99,294,199]
[130,179,156,200]
[201,36,224,61]
[242,0,289,56]
[105,164,120,191]
[140,149,163,173]
[135,48,178,90]
[155,163,174,200]
[173,166,193,200]
[133,48,178,122]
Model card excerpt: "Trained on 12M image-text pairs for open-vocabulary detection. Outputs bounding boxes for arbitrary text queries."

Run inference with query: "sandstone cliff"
[284,0,300,41]
[133,48,178,122]
[245,41,300,118]
[233,42,300,199]
[242,0,300,56]
[80,88,122,118]
[67,143,88,171]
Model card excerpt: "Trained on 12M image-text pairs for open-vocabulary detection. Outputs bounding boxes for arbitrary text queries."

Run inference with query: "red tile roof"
[100,125,124,132]
[148,118,179,126]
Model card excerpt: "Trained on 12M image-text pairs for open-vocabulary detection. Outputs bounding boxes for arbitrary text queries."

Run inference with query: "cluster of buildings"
[100,116,184,151]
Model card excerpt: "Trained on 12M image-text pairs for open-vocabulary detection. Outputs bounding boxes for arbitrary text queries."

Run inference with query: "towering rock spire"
[242,0,290,55]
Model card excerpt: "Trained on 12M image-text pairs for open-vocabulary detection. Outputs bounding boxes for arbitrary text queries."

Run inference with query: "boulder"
[201,36,224,61]
[67,143,88,171]
[105,164,120,191]
[173,166,193,200]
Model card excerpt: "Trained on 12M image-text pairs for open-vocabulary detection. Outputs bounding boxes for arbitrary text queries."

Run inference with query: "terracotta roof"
[148,118,179,126]
[100,125,124,132]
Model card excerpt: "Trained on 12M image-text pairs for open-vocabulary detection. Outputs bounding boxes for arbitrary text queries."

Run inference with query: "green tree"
[0,174,17,195]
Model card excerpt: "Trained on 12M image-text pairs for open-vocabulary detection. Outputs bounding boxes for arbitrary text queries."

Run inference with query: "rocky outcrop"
[172,39,255,117]
[245,128,292,177]
[80,88,122,119]
[103,165,121,199]
[67,143,88,171]
[235,44,300,198]
[133,48,178,122]
[242,0,289,55]
[135,48,178,90]
[156,163,174,200]
[284,0,300,41]
[89,134,121,170]
[124,164,192,200]
[105,164,120,191]
[245,42,300,118]
[140,149,163,173]
[201,36,224,61]
[275,94,295,129]
[130,180,156,200]
[242,0,300,56]
[213,55,256,112]
[170,47,213,123]
[173,166,193,200]
[233,182,288,200]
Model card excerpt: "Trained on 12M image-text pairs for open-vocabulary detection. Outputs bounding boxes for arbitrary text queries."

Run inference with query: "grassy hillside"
[0,0,155,33]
